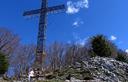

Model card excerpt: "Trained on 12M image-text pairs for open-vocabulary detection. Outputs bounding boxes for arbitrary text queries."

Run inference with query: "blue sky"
[0,0,128,51]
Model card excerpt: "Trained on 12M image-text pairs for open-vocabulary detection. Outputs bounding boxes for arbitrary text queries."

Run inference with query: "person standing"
[28,69,34,82]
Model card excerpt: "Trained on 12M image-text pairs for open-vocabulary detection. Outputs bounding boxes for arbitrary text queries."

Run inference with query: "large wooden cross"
[23,0,65,68]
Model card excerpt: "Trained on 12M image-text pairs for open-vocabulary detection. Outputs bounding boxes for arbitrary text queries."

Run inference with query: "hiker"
[28,69,34,82]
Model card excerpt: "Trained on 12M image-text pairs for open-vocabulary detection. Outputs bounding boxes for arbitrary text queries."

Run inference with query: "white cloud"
[72,19,84,28]
[66,1,79,14]
[76,38,88,46]
[66,0,89,14]
[72,32,88,46]
[117,41,123,44]
[110,35,117,41]
[73,32,80,40]
[73,21,79,27]
[67,40,71,44]
[125,49,128,53]
[76,0,89,8]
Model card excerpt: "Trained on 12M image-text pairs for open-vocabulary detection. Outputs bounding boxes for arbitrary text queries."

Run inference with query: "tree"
[9,44,36,77]
[0,52,8,74]
[90,34,117,57]
[116,50,128,63]
[0,28,20,57]
[47,42,65,71]
[64,43,90,67]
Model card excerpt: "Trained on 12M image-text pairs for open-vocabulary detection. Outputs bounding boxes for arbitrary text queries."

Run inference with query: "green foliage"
[0,52,9,74]
[90,34,117,57]
[88,49,96,57]
[116,50,128,63]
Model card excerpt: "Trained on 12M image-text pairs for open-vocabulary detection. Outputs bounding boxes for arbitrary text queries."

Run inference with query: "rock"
[57,56,128,82]
[82,57,128,82]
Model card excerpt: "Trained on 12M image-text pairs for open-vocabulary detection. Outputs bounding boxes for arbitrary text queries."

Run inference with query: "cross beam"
[23,0,65,68]
[23,5,65,16]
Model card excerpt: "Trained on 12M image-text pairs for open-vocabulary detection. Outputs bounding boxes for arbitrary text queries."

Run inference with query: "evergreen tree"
[90,35,117,57]
[0,52,8,74]
[116,50,128,63]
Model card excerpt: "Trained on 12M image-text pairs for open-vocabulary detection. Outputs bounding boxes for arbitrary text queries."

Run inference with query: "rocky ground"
[0,57,128,82]
[46,57,128,82]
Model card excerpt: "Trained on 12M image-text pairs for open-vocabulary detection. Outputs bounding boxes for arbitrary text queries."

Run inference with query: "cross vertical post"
[23,0,65,70]
[36,0,47,67]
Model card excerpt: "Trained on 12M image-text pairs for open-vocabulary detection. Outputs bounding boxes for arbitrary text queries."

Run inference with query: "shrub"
[90,34,117,57]
[0,52,9,74]
[116,50,128,63]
